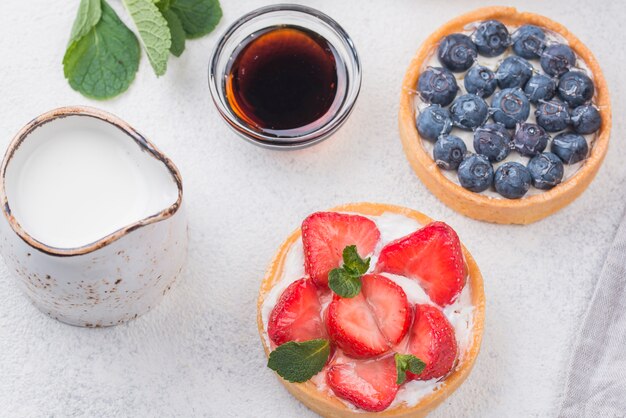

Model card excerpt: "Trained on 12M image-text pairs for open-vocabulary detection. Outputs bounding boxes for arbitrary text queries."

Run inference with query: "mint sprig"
[395,353,426,385]
[63,0,222,99]
[328,245,370,298]
[267,339,330,383]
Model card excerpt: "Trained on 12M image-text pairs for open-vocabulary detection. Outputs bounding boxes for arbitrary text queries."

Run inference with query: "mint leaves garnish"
[63,0,222,99]
[395,353,426,385]
[267,339,330,383]
[328,245,371,298]
[123,0,172,76]
[63,0,140,100]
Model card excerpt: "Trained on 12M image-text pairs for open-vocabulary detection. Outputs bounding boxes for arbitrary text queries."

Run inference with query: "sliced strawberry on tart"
[268,277,326,346]
[302,211,380,287]
[375,222,467,306]
[326,274,411,358]
[258,203,484,417]
[400,304,458,381]
[327,356,399,412]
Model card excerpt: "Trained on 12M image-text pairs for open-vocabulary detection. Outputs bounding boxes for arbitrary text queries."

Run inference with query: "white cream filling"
[416,23,600,199]
[260,212,477,410]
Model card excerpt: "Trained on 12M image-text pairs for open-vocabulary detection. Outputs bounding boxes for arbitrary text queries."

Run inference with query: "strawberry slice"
[326,274,411,358]
[404,304,457,381]
[302,212,380,288]
[326,292,388,357]
[327,356,399,412]
[268,278,326,346]
[361,274,412,345]
[375,221,467,306]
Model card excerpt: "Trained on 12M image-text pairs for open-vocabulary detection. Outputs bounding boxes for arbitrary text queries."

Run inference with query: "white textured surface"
[0,0,624,416]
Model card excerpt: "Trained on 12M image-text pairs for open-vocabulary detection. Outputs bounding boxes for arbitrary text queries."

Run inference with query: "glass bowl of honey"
[209,4,361,149]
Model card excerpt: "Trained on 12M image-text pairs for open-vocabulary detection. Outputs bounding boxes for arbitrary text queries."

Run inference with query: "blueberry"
[433,134,467,170]
[558,70,595,107]
[417,105,453,141]
[473,20,510,57]
[535,100,570,132]
[473,123,512,162]
[491,88,530,128]
[527,152,564,190]
[524,73,556,104]
[494,162,532,199]
[570,105,601,135]
[437,33,477,72]
[417,67,459,106]
[496,56,533,89]
[513,123,550,157]
[464,65,498,98]
[541,44,576,77]
[450,94,489,130]
[512,25,546,59]
[458,154,494,192]
[551,132,588,164]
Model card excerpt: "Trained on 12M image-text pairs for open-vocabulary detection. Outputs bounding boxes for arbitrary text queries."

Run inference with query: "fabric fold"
[559,212,626,417]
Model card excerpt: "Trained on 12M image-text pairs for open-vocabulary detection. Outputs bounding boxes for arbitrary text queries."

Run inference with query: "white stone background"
[0,0,624,416]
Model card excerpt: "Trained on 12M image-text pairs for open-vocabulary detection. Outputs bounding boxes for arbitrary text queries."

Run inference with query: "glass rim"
[208,3,362,149]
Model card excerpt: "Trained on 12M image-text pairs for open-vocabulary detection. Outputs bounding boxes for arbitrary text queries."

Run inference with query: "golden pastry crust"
[399,6,611,224]
[257,202,486,417]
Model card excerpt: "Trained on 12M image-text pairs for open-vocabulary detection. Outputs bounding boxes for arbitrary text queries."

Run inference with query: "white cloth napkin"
[559,212,626,417]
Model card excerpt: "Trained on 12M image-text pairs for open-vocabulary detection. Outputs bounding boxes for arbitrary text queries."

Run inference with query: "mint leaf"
[328,245,371,298]
[329,268,362,298]
[342,245,370,276]
[68,0,102,44]
[123,0,172,76]
[161,8,186,57]
[395,353,426,385]
[156,0,186,57]
[63,0,140,100]
[170,0,222,39]
[267,339,330,383]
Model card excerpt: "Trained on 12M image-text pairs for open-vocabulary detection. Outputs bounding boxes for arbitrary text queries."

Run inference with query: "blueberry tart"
[399,6,611,224]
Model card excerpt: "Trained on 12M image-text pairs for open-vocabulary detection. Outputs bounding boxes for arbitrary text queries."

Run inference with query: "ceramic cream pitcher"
[0,107,187,327]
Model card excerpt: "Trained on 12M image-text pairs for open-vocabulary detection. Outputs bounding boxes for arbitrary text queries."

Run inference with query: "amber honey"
[225,26,339,134]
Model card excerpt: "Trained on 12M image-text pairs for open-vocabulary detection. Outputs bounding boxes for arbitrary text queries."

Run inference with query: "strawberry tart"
[257,203,485,417]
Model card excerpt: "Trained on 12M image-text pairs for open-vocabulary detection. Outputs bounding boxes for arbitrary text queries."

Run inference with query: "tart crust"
[399,6,611,224]
[256,202,485,417]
